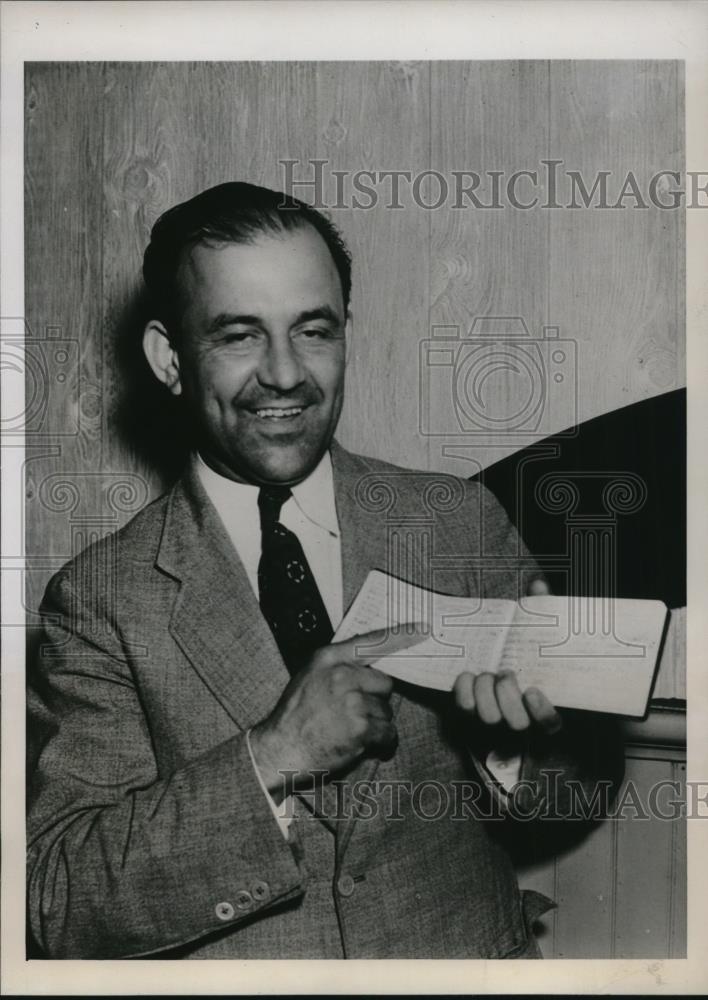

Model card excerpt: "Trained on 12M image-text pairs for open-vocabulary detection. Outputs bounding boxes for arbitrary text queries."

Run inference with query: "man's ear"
[143,320,182,396]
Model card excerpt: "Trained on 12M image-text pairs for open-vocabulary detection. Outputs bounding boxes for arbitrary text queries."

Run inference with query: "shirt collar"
[193,450,340,537]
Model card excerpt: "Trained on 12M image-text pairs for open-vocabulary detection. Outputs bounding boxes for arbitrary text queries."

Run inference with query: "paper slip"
[334,570,668,717]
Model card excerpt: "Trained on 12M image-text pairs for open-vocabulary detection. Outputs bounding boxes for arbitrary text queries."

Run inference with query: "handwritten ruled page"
[502,595,668,715]
[334,570,514,690]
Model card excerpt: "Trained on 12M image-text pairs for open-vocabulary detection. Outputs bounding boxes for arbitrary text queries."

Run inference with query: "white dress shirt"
[195,449,520,834]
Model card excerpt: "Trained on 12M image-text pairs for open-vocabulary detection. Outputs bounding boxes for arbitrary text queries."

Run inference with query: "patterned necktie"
[257,486,334,674]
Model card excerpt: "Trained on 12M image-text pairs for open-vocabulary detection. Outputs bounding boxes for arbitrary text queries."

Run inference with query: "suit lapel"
[331,442,390,614]
[331,440,438,605]
[156,466,290,732]
[329,444,413,849]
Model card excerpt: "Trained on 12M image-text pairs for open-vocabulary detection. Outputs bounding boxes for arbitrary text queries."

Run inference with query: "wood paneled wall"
[24,60,684,609]
[24,62,685,958]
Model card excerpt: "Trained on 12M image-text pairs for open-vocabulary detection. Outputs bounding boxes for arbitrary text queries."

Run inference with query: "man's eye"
[299,328,331,339]
[222,331,256,344]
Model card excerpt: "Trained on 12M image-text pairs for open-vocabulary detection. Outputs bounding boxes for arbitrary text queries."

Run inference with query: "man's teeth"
[255,407,304,419]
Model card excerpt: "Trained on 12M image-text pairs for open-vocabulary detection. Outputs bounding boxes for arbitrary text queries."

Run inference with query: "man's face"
[172,225,348,485]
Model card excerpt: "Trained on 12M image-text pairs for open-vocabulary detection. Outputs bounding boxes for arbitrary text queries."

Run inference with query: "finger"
[355,664,395,696]
[453,671,477,712]
[522,686,563,735]
[494,671,532,731]
[333,623,429,665]
[528,577,551,596]
[473,672,503,726]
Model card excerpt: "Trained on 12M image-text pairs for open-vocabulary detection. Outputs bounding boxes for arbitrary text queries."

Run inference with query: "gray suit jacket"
[28,443,609,959]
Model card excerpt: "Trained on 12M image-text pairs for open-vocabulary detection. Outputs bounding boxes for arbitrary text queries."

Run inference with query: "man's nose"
[258,337,305,391]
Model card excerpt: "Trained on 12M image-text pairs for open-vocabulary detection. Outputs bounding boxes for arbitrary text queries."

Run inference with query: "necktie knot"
[258,486,292,530]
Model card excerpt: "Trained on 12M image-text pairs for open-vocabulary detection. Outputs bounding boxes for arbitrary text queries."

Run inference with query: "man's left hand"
[453,575,562,736]
[452,669,562,735]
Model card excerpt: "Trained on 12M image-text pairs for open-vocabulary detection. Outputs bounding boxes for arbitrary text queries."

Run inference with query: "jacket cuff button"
[251,880,270,902]
[235,889,254,910]
[215,901,235,921]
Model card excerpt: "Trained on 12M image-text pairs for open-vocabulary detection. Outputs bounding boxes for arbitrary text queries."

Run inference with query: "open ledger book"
[334,571,669,717]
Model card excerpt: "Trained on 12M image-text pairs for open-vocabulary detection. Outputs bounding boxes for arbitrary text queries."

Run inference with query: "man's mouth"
[250,405,307,420]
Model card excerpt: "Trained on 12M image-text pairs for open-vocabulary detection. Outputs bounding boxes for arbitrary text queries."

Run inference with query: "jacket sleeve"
[27,571,304,959]
[467,482,625,818]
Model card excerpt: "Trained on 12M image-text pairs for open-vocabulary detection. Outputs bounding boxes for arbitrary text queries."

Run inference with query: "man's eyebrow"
[293,306,343,327]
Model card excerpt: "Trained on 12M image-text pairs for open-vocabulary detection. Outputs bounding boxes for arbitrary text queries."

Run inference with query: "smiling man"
[27,182,620,960]
[143,221,349,486]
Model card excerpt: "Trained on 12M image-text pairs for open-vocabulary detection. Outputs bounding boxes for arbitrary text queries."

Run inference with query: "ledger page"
[334,570,514,690]
[500,595,669,715]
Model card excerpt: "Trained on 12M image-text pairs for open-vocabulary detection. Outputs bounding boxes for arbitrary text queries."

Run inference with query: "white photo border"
[2,1,707,994]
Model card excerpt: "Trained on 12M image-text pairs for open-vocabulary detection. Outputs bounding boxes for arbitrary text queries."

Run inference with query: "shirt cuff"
[245,728,293,839]
[485,749,523,792]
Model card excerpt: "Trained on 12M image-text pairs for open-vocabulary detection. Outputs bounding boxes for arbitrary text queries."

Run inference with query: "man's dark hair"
[142,181,352,335]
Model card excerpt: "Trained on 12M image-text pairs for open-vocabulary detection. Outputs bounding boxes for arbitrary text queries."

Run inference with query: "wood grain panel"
[614,755,685,957]
[548,818,619,959]
[428,61,552,477]
[316,62,431,470]
[101,62,318,492]
[669,761,687,957]
[24,63,106,616]
[549,61,685,425]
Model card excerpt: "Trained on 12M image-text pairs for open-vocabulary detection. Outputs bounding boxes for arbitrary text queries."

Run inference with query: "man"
[27,182,619,959]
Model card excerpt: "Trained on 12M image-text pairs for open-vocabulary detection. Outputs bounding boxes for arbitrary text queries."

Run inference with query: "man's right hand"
[249,628,421,802]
